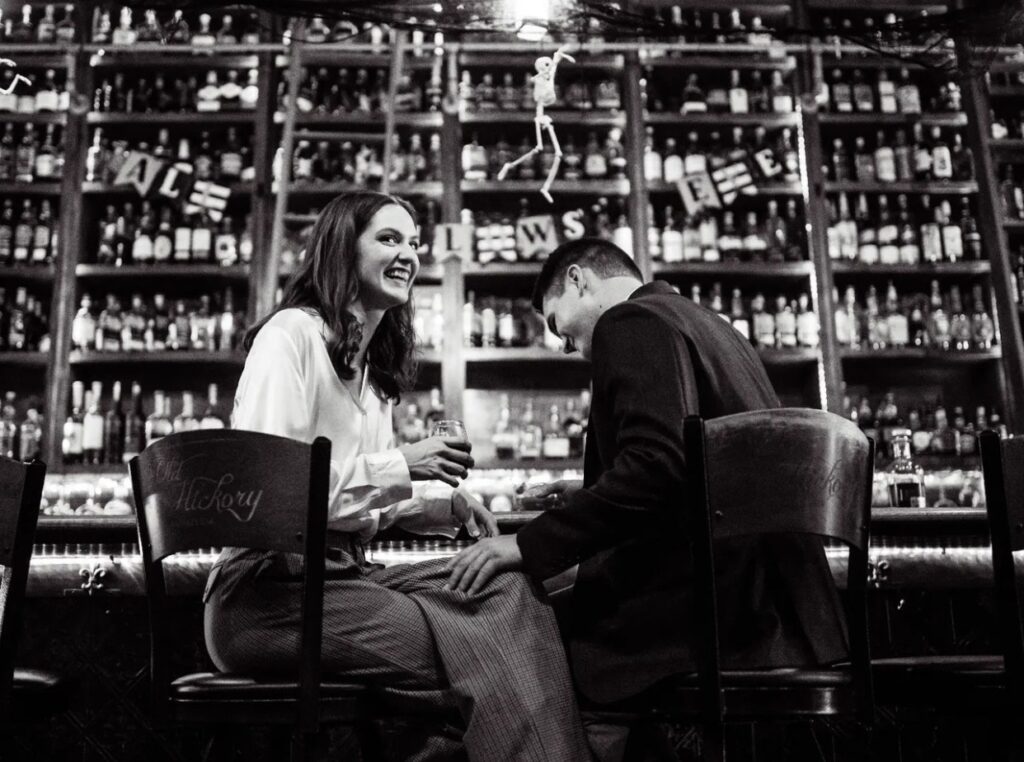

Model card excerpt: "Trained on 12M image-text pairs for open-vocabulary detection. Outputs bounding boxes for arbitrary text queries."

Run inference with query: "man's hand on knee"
[444,536,523,596]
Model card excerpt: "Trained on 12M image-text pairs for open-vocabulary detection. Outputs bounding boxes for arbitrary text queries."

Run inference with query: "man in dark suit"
[445,238,847,726]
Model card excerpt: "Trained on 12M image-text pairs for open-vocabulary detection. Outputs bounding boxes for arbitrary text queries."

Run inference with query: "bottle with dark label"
[887,429,926,507]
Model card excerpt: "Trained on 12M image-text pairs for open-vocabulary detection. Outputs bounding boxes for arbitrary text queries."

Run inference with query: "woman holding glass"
[203,191,591,761]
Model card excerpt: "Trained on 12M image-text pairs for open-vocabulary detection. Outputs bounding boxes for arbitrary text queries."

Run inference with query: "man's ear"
[566,264,586,294]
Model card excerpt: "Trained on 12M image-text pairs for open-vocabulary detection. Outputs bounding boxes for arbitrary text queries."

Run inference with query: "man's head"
[532,238,644,360]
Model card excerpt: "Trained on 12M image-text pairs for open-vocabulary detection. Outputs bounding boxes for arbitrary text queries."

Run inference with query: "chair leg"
[702,721,725,762]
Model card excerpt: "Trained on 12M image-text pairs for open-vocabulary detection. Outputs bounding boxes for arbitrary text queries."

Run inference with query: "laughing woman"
[202,191,590,761]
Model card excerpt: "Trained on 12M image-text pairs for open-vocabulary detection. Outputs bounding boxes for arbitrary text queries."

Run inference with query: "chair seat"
[12,668,73,718]
[873,654,1006,705]
[169,672,369,725]
[582,667,856,720]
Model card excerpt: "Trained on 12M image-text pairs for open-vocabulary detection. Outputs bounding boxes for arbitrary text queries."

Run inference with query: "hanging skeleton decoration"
[0,59,31,94]
[497,46,575,203]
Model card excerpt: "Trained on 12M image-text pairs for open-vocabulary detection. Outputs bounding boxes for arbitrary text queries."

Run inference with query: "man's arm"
[516,303,700,582]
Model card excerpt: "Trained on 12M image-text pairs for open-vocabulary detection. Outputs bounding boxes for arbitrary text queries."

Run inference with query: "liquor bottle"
[200,384,227,429]
[893,129,913,181]
[854,193,878,264]
[939,200,963,262]
[717,211,742,262]
[492,394,518,460]
[661,206,683,263]
[948,285,972,351]
[681,74,707,113]
[111,6,137,45]
[930,406,959,455]
[877,196,900,265]
[874,130,896,183]
[137,9,163,42]
[851,69,874,112]
[970,283,995,350]
[643,126,662,182]
[173,391,199,433]
[912,123,932,180]
[751,293,775,348]
[909,296,928,347]
[728,69,748,114]
[775,295,797,348]
[769,70,793,113]
[741,211,768,261]
[6,287,28,349]
[15,124,37,183]
[80,381,104,465]
[662,137,684,183]
[563,398,584,459]
[831,138,850,181]
[952,133,975,181]
[192,214,213,262]
[877,70,898,113]
[896,68,921,114]
[830,69,852,113]
[920,196,944,264]
[541,405,570,459]
[840,286,862,348]
[885,283,909,348]
[896,194,920,265]
[153,208,173,263]
[960,199,982,260]
[11,202,34,264]
[930,127,953,180]
[103,380,125,464]
[865,285,888,350]
[132,201,154,265]
[0,393,16,459]
[887,429,926,507]
[145,390,173,446]
[796,293,820,348]
[682,213,701,263]
[192,13,216,46]
[124,293,147,351]
[123,382,146,461]
[19,408,42,461]
[730,289,750,340]
[62,380,85,464]
[928,280,951,350]
[517,400,543,459]
[853,136,875,182]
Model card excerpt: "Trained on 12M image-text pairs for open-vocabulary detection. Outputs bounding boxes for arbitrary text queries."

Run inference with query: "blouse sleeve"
[232,324,414,537]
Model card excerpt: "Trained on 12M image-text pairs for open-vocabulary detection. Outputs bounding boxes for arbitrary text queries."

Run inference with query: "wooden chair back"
[0,456,45,714]
[130,430,331,732]
[684,408,874,736]
[978,430,1024,710]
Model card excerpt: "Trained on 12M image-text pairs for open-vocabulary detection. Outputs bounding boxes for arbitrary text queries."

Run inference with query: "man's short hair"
[531,238,643,311]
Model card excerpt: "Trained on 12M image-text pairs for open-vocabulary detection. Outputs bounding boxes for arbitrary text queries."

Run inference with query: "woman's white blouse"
[231,308,457,540]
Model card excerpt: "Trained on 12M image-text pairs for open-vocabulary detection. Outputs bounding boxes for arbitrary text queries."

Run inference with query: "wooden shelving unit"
[4,0,1024,476]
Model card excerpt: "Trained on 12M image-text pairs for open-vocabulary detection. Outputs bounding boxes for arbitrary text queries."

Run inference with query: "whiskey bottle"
[122,382,145,462]
[948,285,972,351]
[886,429,925,507]
[145,391,173,446]
[200,384,227,429]
[927,280,951,350]
[970,284,995,350]
[104,380,125,464]
[81,381,104,465]
[62,380,85,464]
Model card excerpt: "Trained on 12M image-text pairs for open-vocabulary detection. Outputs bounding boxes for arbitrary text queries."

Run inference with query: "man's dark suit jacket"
[516,280,849,704]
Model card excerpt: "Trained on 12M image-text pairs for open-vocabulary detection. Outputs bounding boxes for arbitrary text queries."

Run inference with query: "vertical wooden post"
[440,46,465,419]
[622,51,650,279]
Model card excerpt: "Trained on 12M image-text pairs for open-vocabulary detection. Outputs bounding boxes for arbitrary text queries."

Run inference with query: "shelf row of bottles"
[0,198,57,266]
[86,126,255,185]
[70,290,244,354]
[642,125,799,185]
[833,282,995,352]
[0,391,43,461]
[689,284,820,350]
[640,69,794,116]
[93,69,260,115]
[92,8,264,47]
[827,126,974,184]
[61,380,228,467]
[0,69,68,114]
[92,203,253,268]
[826,194,981,264]
[0,123,64,182]
[287,67,441,116]
[462,129,628,183]
[0,285,49,352]
[823,67,960,116]
[286,132,442,186]
[459,70,625,114]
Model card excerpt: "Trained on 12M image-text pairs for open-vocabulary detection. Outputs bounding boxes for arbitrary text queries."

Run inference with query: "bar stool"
[582,408,876,762]
[0,456,73,723]
[130,430,378,761]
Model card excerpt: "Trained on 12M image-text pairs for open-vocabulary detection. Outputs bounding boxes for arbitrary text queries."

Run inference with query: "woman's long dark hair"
[244,191,419,402]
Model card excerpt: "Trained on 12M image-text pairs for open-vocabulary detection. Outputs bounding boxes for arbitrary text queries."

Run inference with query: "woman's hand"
[398,437,474,487]
[451,488,499,539]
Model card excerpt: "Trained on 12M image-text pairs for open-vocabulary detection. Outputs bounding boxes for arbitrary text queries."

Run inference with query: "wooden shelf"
[818,112,967,127]
[647,180,800,195]
[86,112,256,125]
[463,262,544,278]
[464,347,586,363]
[474,458,584,471]
[640,54,795,71]
[285,181,443,198]
[831,262,991,276]
[839,348,1002,363]
[989,139,1024,154]
[1004,219,1024,230]
[653,261,813,277]
[825,181,978,194]
[645,112,799,127]
[75,264,251,281]
[459,52,623,70]
[758,348,821,365]
[0,182,61,195]
[461,179,630,195]
[87,47,267,67]
[0,352,48,367]
[0,265,55,283]
[68,350,246,366]
[82,181,254,194]
[274,112,444,127]
[0,112,67,124]
[462,111,626,126]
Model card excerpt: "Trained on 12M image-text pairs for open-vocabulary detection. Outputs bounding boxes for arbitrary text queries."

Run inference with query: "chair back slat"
[133,430,314,561]
[703,408,870,550]
[0,457,45,714]
[979,431,1024,708]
